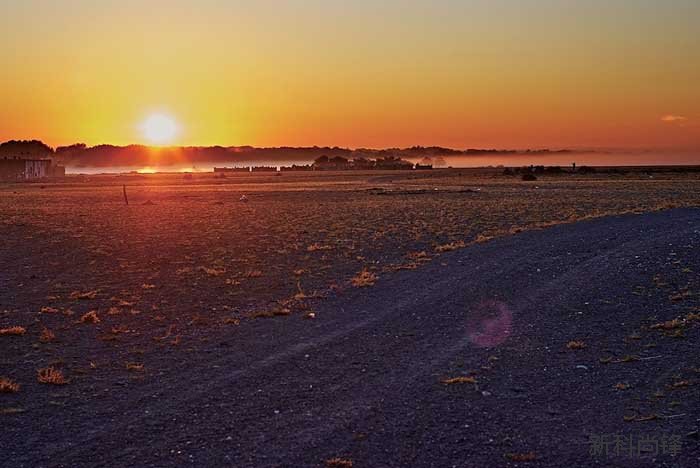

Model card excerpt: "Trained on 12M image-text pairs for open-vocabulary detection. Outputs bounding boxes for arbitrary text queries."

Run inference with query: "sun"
[141,113,178,145]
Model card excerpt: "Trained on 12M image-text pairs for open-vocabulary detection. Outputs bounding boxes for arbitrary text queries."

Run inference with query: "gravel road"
[4,209,700,467]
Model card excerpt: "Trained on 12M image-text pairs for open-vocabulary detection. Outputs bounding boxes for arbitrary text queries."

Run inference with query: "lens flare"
[466,300,513,348]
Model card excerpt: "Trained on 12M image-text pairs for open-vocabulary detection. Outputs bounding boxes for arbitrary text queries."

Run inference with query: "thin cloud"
[661,115,688,123]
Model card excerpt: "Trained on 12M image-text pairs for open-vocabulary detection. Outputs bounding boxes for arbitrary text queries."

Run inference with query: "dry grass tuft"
[650,318,684,330]
[126,362,144,372]
[111,325,130,334]
[249,310,275,319]
[351,269,377,287]
[78,310,100,324]
[624,414,658,422]
[0,326,26,336]
[441,376,477,385]
[40,306,59,314]
[619,355,639,363]
[325,458,353,468]
[0,378,20,393]
[566,340,587,350]
[669,290,691,302]
[69,290,98,300]
[37,367,68,385]
[434,240,466,253]
[474,234,494,244]
[294,282,309,301]
[273,307,292,316]
[407,251,431,261]
[39,327,56,343]
[199,266,226,276]
[307,243,333,252]
[600,355,639,364]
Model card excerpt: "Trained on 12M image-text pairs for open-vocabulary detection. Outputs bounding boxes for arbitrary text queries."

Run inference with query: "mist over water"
[443,151,699,168]
[65,151,698,174]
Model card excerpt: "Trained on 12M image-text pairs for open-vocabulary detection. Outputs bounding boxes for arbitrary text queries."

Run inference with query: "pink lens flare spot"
[466,300,513,348]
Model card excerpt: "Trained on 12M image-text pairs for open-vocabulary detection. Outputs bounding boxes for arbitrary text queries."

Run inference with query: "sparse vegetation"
[0,326,26,336]
[1,169,699,465]
[126,362,144,372]
[435,241,466,253]
[650,318,684,330]
[69,290,98,300]
[351,269,378,287]
[39,327,56,343]
[441,376,477,385]
[307,243,333,252]
[0,378,20,393]
[37,367,68,385]
[624,414,659,423]
[199,266,226,276]
[78,310,100,324]
[325,458,353,468]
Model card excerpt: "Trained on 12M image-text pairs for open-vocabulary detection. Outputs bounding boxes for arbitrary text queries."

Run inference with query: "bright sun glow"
[141,113,178,145]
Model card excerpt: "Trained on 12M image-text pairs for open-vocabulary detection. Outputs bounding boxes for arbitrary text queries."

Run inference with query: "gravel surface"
[3,208,700,467]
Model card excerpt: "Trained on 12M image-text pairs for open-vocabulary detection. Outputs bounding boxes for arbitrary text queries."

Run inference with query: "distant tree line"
[0,139,575,168]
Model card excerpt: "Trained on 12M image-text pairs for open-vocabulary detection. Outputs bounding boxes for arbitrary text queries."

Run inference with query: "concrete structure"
[214,166,251,173]
[0,157,64,180]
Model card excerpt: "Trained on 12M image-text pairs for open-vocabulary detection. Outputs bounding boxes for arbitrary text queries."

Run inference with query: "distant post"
[123,185,129,205]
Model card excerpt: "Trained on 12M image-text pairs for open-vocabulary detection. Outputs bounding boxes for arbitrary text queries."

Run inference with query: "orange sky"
[1,0,699,150]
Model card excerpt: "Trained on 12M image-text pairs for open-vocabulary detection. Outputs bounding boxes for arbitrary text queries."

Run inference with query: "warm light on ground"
[136,167,157,174]
[141,114,178,145]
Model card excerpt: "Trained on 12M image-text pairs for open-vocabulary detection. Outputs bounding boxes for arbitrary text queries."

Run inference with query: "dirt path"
[3,209,700,467]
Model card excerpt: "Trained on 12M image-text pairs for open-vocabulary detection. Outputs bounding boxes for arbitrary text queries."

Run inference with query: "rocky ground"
[1,172,699,467]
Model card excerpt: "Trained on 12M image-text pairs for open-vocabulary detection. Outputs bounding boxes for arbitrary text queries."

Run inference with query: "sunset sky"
[1,0,699,150]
